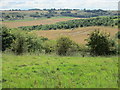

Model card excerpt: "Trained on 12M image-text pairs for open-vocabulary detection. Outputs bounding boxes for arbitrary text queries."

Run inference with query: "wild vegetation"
[2,54,118,88]
[2,26,119,56]
[1,27,15,51]
[86,30,117,56]
[116,31,120,39]
[1,9,119,88]
[56,37,80,56]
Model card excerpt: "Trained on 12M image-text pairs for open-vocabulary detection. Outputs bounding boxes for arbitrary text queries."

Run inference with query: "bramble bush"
[1,26,15,51]
[26,34,44,53]
[56,37,80,56]
[43,40,56,54]
[11,33,28,55]
[86,30,116,56]
[116,31,120,39]
[1,27,48,55]
[11,31,47,55]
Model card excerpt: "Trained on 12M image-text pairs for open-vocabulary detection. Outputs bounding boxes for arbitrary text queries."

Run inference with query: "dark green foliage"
[30,14,41,18]
[19,17,115,31]
[113,41,120,55]
[1,27,49,55]
[56,37,79,56]
[79,45,90,57]
[43,40,56,54]
[40,37,48,41]
[26,35,44,53]
[1,26,15,51]
[118,41,120,55]
[2,12,24,21]
[116,31,120,39]
[11,33,28,55]
[86,30,116,56]
[10,30,48,55]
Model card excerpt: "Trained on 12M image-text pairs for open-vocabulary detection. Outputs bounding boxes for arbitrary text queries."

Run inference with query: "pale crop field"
[33,26,118,44]
[2,17,81,28]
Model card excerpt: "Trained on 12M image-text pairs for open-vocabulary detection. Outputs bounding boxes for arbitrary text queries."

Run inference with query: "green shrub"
[79,45,90,57]
[115,39,120,55]
[1,26,15,51]
[11,30,46,55]
[118,41,120,55]
[86,30,116,56]
[26,34,44,53]
[43,40,56,54]
[11,33,28,55]
[66,42,80,56]
[56,37,79,56]
[116,31,120,39]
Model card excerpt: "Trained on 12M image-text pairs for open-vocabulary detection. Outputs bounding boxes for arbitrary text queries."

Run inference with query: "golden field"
[33,26,118,44]
[2,17,81,28]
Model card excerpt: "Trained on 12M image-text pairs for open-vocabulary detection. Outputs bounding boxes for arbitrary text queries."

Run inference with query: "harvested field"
[33,26,118,44]
[2,17,81,28]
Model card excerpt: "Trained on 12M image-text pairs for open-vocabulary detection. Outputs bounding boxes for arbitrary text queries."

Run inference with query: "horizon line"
[0,8,118,11]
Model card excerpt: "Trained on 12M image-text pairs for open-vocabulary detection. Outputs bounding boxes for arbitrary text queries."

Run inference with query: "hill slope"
[33,26,118,44]
[2,17,81,28]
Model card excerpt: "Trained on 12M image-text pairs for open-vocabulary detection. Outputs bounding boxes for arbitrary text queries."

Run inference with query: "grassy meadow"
[2,53,118,88]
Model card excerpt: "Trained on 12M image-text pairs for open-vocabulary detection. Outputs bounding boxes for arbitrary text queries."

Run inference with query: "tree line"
[1,26,119,56]
[19,17,117,31]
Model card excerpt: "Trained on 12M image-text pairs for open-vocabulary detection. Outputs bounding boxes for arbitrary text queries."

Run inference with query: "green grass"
[2,53,118,88]
[2,16,75,22]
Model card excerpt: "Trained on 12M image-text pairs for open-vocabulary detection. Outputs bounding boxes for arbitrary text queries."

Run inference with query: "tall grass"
[2,53,118,88]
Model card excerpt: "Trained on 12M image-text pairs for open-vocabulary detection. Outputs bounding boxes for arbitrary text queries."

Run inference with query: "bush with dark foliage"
[1,26,15,51]
[86,30,116,56]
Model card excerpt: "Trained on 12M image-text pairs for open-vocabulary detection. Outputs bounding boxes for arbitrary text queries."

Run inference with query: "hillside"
[33,26,118,44]
[1,9,117,21]
[2,17,81,28]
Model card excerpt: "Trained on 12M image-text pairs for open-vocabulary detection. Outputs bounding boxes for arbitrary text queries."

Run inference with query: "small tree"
[11,32,45,55]
[56,37,78,56]
[26,35,43,53]
[86,30,115,56]
[43,40,56,54]
[116,31,120,39]
[11,33,28,55]
[1,26,15,51]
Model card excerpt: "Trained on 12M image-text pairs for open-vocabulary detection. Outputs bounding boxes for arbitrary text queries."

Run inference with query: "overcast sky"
[0,0,119,10]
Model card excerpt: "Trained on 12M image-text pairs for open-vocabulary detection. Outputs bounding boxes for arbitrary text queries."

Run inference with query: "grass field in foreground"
[2,54,118,88]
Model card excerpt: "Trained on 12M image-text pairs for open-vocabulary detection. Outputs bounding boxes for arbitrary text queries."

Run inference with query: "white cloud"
[0,0,119,10]
[83,0,118,10]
